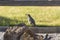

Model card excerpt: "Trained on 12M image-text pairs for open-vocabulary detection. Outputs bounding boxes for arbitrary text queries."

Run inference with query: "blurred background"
[0,6,60,26]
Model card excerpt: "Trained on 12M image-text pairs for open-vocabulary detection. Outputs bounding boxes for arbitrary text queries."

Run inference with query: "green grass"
[0,6,60,26]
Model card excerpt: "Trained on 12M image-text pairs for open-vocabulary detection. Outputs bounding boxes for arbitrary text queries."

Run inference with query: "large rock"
[4,27,37,40]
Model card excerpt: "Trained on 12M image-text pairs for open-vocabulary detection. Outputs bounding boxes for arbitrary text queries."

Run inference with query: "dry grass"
[0,6,60,26]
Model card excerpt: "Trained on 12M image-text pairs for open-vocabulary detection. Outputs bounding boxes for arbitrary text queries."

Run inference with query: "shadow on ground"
[36,25,60,27]
[0,16,20,26]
